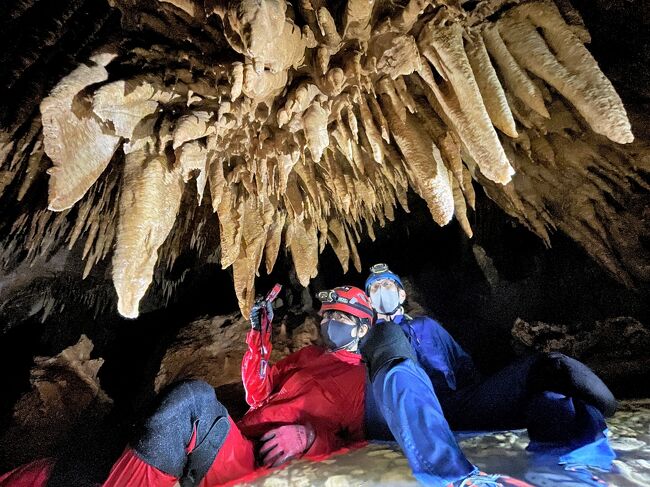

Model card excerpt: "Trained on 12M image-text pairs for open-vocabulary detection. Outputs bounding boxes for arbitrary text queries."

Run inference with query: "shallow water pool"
[239,400,650,486]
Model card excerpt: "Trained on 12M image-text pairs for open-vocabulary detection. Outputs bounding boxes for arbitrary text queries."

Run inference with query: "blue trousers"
[366,354,617,485]
[441,353,616,470]
[439,353,617,433]
[367,359,477,485]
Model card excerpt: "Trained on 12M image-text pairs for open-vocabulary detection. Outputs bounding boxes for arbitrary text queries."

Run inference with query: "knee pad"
[180,415,230,487]
[133,380,230,485]
[360,321,417,381]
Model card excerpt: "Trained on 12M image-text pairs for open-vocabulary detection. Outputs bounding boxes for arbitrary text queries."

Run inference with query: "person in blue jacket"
[360,263,618,486]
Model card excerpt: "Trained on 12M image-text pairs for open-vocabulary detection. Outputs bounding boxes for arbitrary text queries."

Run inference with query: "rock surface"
[155,289,426,394]
[0,335,112,468]
[155,311,321,392]
[511,316,650,391]
[0,0,648,320]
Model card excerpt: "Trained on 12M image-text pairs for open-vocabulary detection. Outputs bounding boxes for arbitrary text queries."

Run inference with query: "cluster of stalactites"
[0,0,642,319]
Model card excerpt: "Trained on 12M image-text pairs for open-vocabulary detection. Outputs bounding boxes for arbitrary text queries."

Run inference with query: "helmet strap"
[379,305,404,319]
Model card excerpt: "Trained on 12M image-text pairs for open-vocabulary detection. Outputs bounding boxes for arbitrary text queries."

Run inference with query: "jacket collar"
[328,348,363,365]
[377,313,406,325]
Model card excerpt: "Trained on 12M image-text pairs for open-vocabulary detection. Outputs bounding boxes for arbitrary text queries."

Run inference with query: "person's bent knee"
[133,379,223,478]
[530,352,617,418]
[163,379,216,404]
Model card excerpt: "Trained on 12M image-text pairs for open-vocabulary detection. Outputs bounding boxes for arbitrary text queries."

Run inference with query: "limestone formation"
[155,311,321,391]
[0,336,112,467]
[0,0,647,318]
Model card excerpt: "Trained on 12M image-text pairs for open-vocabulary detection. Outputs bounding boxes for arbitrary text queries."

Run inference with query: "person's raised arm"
[242,298,276,408]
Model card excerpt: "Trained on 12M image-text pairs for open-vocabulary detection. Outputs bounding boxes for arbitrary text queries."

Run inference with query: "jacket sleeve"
[303,411,365,457]
[304,422,348,456]
[436,320,480,387]
[412,317,480,390]
[241,330,307,408]
[242,327,276,408]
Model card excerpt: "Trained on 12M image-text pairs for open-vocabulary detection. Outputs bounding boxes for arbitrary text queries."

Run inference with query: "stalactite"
[112,149,184,318]
[0,0,645,318]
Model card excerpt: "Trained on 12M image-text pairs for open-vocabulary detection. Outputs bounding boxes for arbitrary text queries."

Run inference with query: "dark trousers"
[133,380,231,486]
[440,352,617,441]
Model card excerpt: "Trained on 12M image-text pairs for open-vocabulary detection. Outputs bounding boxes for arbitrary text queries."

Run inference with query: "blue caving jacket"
[365,313,480,441]
[384,314,480,396]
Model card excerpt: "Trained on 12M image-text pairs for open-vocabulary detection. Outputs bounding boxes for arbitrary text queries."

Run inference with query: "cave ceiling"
[0,0,648,319]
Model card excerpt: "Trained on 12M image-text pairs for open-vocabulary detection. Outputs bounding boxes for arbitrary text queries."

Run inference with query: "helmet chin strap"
[378,305,404,319]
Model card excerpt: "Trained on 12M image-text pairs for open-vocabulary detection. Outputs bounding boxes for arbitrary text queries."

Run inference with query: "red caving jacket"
[238,326,367,456]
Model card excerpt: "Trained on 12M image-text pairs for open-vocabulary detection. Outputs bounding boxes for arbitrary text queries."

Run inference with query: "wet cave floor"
[237,400,650,487]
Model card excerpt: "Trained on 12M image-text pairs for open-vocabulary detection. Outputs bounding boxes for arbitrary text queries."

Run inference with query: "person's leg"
[444,353,616,470]
[524,353,616,469]
[526,392,615,471]
[528,353,617,418]
[103,379,232,487]
[365,378,394,441]
[102,448,178,487]
[373,358,477,485]
[443,353,617,432]
[362,322,532,486]
[199,418,256,487]
[441,355,537,432]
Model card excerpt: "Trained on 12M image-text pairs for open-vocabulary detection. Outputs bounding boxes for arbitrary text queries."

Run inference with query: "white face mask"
[370,288,401,315]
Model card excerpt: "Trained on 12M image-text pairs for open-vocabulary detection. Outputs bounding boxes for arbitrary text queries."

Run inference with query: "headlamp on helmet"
[317,285,374,325]
[365,263,403,293]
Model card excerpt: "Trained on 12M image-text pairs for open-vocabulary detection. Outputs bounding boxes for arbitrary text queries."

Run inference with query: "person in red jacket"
[0,285,374,487]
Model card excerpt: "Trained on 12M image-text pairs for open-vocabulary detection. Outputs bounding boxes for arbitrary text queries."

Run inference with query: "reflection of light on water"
[239,400,650,486]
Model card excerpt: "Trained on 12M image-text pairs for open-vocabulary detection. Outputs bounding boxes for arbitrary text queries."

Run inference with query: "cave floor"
[236,400,650,487]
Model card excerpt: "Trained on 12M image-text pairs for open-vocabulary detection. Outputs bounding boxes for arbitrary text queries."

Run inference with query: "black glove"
[360,321,417,381]
[249,299,274,331]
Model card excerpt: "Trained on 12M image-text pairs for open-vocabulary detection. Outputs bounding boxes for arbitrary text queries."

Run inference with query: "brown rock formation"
[512,316,650,390]
[155,311,321,391]
[0,0,648,319]
[0,335,112,467]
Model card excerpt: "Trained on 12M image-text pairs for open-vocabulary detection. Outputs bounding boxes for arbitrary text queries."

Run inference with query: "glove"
[360,321,417,381]
[258,424,315,468]
[249,299,274,331]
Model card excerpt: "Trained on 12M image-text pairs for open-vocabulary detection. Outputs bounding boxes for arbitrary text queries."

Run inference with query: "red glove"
[258,424,316,468]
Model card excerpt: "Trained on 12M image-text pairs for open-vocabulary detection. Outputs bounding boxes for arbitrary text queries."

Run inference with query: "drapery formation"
[0,0,647,318]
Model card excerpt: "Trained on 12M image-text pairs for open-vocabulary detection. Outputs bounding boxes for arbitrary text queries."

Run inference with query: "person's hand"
[249,299,264,331]
[258,424,315,468]
[249,299,274,331]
